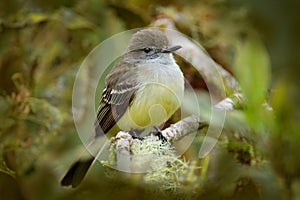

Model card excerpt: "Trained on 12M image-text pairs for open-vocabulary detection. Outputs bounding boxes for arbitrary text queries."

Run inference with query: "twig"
[160,114,202,141]
[114,131,132,172]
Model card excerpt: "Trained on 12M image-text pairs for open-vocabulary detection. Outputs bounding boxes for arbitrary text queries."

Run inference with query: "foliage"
[0,0,300,200]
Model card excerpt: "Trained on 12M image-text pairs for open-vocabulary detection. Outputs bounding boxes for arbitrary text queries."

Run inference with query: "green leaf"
[2,10,50,28]
[233,36,270,130]
[26,12,49,24]
[1,8,96,30]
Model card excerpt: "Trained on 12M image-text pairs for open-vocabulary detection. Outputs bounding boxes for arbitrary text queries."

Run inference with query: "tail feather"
[61,157,95,188]
[61,138,109,187]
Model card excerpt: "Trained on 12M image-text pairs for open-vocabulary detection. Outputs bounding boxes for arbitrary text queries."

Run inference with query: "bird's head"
[124,29,181,62]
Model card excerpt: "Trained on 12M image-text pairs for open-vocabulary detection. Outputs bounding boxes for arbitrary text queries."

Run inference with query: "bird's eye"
[143,47,152,53]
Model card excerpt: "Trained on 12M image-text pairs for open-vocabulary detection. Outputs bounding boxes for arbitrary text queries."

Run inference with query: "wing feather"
[95,61,139,136]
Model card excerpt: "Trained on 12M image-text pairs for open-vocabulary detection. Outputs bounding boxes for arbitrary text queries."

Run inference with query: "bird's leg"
[129,129,144,140]
[151,126,168,143]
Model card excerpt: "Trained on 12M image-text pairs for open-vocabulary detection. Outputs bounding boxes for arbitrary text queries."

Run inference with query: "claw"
[153,131,168,143]
[129,130,144,140]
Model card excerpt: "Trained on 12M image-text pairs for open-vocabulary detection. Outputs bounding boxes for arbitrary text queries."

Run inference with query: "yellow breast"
[116,61,184,131]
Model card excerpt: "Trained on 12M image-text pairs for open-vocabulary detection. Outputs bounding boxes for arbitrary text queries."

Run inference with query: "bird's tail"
[61,137,110,188]
[61,157,95,188]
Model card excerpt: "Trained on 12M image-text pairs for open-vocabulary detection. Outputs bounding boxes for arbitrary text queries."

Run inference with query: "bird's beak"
[161,45,182,53]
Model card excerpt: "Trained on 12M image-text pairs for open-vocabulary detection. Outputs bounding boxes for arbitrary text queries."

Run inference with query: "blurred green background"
[1,0,300,199]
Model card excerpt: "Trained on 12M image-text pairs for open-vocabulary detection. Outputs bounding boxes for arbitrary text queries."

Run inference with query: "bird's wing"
[95,62,139,136]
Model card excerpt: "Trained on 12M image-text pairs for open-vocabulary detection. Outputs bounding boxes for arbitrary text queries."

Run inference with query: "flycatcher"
[61,28,184,187]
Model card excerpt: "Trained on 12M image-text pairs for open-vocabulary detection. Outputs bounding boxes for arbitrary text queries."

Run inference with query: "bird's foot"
[129,130,144,140]
[153,131,168,143]
[151,127,168,143]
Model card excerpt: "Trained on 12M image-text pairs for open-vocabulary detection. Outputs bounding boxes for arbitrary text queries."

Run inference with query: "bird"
[61,28,185,187]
